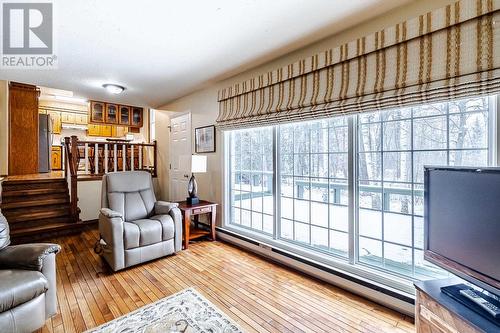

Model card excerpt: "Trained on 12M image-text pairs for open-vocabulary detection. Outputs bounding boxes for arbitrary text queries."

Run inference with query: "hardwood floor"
[39,227,414,333]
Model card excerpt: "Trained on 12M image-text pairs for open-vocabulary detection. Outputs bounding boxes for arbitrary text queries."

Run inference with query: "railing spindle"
[131,145,135,171]
[84,143,89,174]
[114,144,118,172]
[139,145,143,170]
[94,143,99,175]
[122,144,126,171]
[104,144,109,174]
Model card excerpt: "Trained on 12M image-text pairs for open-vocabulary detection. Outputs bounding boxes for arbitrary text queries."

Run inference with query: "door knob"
[184,174,189,178]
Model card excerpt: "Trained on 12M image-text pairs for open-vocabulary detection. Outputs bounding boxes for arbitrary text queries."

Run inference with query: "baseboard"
[216,227,415,317]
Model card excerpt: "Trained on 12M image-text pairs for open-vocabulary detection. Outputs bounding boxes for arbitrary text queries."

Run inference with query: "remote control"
[460,289,500,319]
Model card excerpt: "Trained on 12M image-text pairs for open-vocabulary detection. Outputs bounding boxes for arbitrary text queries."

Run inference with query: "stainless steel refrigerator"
[39,114,53,173]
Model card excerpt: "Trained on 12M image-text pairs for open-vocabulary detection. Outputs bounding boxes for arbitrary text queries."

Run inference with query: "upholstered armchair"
[0,186,60,333]
[99,171,182,271]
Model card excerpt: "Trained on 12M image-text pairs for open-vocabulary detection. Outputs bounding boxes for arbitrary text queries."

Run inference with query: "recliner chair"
[0,183,60,333]
[99,171,182,271]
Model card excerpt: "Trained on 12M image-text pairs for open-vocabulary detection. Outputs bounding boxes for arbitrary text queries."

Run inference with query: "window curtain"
[216,0,500,129]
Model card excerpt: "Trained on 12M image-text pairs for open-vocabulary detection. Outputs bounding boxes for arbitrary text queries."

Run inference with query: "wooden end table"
[177,200,218,249]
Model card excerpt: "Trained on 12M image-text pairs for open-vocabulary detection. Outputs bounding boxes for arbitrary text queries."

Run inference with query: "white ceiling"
[1,0,413,107]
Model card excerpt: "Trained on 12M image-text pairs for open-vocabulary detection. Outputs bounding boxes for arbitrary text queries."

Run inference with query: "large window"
[357,98,490,280]
[279,118,349,257]
[226,96,493,284]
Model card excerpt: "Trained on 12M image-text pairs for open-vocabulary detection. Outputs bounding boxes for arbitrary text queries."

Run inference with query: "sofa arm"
[99,210,125,271]
[154,201,179,215]
[169,207,183,252]
[0,243,60,271]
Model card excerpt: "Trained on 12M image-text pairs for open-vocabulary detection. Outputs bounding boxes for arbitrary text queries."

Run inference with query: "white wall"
[157,0,456,226]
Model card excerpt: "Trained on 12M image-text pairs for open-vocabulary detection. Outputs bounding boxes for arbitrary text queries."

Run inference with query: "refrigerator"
[39,114,53,173]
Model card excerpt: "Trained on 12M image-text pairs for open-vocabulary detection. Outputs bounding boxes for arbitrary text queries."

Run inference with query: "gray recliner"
[0,195,60,333]
[99,171,182,271]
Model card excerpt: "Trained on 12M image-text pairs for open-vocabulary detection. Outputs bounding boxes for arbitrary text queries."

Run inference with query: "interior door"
[169,113,191,201]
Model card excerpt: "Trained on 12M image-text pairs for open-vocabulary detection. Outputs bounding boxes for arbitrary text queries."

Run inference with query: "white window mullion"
[274,126,280,240]
[348,116,357,265]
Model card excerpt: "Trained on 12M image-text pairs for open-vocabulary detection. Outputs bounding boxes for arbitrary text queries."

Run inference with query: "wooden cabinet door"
[48,111,62,134]
[119,105,131,125]
[90,101,105,123]
[61,112,75,124]
[51,146,62,170]
[100,125,112,137]
[131,107,143,127]
[74,114,88,124]
[87,124,101,136]
[112,126,128,138]
[105,104,118,124]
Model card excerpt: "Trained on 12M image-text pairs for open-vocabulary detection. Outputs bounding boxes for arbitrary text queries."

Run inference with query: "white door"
[169,113,192,201]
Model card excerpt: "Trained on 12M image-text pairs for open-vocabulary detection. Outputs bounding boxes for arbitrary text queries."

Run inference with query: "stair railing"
[63,136,158,221]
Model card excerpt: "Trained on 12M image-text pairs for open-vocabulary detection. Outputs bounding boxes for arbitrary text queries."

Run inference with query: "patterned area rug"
[85,288,243,333]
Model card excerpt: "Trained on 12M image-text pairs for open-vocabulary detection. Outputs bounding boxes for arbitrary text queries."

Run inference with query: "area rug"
[85,288,243,333]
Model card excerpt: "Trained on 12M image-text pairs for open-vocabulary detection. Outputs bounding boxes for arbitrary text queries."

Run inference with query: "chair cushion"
[0,269,48,312]
[104,171,157,221]
[150,215,175,240]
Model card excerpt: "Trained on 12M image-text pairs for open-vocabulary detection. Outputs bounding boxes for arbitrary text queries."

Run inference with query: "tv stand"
[415,278,500,333]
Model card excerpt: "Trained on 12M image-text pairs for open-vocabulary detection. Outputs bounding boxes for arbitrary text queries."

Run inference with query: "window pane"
[311,226,328,250]
[330,230,348,256]
[329,153,348,179]
[357,97,489,280]
[294,222,310,244]
[229,127,274,235]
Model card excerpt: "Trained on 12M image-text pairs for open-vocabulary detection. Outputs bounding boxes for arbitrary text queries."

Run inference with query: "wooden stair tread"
[2,187,68,197]
[1,197,69,209]
[3,178,66,185]
[10,222,82,238]
[4,207,70,222]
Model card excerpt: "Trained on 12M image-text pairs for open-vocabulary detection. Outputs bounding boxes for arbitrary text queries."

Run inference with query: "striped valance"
[216,0,500,129]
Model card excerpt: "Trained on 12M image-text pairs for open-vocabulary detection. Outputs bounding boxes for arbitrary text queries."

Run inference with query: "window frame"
[222,95,499,294]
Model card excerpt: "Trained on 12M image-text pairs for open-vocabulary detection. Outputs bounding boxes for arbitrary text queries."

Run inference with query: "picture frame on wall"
[195,125,216,153]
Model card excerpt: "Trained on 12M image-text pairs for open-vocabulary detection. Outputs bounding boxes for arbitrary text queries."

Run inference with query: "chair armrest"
[0,243,61,271]
[154,201,179,215]
[100,208,123,219]
[99,210,125,271]
[169,207,183,252]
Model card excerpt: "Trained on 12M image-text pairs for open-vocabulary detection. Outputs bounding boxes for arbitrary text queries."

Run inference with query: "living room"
[0,0,499,332]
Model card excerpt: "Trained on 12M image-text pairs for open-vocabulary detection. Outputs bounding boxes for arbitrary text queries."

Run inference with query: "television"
[424,166,500,296]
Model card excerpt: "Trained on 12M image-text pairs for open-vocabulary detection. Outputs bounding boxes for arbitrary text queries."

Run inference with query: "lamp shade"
[191,155,207,173]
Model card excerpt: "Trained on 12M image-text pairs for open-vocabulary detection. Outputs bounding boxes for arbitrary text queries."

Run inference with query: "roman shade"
[216,0,500,129]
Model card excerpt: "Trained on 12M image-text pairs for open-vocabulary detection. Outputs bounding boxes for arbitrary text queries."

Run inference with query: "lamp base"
[186,196,199,205]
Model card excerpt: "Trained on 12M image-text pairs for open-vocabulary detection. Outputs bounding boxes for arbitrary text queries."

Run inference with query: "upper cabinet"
[90,100,143,128]
[119,105,130,125]
[90,101,105,123]
[105,103,118,124]
[131,107,143,127]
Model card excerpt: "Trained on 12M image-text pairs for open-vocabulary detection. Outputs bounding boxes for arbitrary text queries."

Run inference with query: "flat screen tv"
[424,166,500,296]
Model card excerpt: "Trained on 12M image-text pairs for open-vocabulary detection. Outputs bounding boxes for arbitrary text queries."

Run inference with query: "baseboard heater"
[216,227,415,314]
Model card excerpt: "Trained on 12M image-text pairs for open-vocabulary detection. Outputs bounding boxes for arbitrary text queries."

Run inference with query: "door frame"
[168,111,192,200]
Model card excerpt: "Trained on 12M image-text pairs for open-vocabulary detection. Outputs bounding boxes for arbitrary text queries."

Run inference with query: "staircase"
[1,177,82,242]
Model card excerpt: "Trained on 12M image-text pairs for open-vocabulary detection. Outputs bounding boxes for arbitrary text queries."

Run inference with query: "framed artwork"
[195,125,216,153]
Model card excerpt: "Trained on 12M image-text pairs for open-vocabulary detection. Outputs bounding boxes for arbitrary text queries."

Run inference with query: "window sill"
[218,224,417,303]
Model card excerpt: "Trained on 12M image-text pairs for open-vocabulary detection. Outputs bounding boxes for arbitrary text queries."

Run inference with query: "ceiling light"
[103,83,125,94]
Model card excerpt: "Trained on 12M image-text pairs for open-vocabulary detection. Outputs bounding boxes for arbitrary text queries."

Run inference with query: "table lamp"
[187,155,207,205]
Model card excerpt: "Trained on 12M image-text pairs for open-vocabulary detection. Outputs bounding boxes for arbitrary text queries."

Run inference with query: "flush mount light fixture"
[102,83,125,94]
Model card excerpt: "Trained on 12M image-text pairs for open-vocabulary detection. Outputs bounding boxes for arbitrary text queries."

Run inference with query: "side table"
[177,200,217,249]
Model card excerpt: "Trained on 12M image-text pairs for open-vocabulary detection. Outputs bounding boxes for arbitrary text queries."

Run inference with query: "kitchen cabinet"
[61,112,75,124]
[74,114,88,124]
[131,107,143,127]
[87,124,101,136]
[90,101,105,123]
[47,111,62,134]
[101,125,112,137]
[112,126,128,138]
[119,105,130,125]
[51,146,62,170]
[105,104,118,124]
